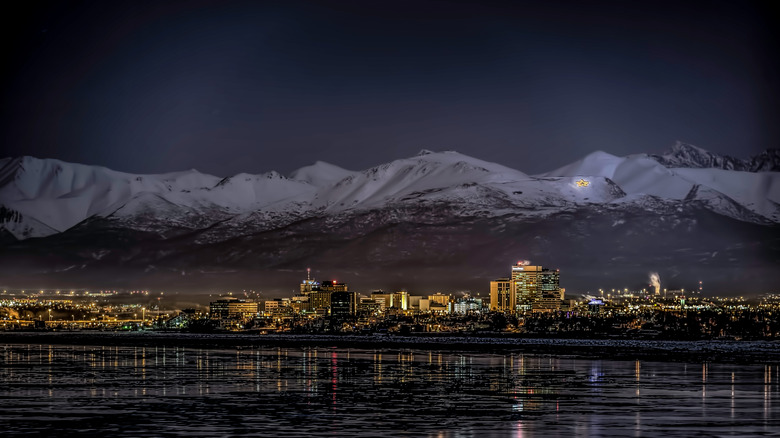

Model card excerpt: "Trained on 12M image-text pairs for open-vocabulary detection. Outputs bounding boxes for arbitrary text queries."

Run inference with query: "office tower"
[509,262,561,312]
[392,291,409,310]
[300,268,320,295]
[490,278,513,311]
[331,291,357,316]
[535,268,561,311]
[309,291,332,312]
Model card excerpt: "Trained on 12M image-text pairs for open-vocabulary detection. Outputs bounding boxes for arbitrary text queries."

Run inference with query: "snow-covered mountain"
[2,147,777,241]
[648,141,780,172]
[0,146,778,294]
[0,156,317,239]
[541,149,780,223]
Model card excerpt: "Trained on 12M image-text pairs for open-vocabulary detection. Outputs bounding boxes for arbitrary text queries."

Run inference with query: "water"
[0,343,777,436]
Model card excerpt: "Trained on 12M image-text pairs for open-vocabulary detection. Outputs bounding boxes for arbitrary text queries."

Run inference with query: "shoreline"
[1,331,778,364]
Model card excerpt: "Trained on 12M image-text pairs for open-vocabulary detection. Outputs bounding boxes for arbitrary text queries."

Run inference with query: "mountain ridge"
[1,145,778,295]
[1,146,779,241]
[648,141,780,172]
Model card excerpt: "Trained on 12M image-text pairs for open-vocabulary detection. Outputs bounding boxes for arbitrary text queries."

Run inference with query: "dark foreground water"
[0,343,777,437]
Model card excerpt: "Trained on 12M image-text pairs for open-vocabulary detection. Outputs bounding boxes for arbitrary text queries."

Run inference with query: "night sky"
[2,0,777,176]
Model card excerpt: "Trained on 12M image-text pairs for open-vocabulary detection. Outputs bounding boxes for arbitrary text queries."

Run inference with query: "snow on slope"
[673,168,780,221]
[541,150,780,221]
[540,151,694,199]
[2,146,778,241]
[312,150,531,211]
[206,172,315,210]
[0,156,314,239]
[289,161,356,187]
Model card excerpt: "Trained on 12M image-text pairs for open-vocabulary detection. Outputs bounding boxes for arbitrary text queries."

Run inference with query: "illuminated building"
[331,291,357,316]
[300,268,320,295]
[371,291,393,311]
[209,298,258,320]
[534,269,561,312]
[321,281,348,293]
[291,295,310,313]
[309,291,332,312]
[263,300,280,312]
[392,291,409,310]
[428,302,449,314]
[427,293,451,306]
[303,279,348,313]
[512,264,540,310]
[499,262,561,312]
[424,293,452,313]
[587,298,605,313]
[454,296,483,314]
[357,298,381,315]
[489,278,514,311]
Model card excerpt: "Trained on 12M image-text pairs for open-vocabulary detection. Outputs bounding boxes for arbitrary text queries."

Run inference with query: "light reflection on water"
[0,344,777,436]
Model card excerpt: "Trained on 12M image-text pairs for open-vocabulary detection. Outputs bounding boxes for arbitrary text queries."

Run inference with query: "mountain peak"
[416,149,435,156]
[650,141,739,170]
[666,141,710,155]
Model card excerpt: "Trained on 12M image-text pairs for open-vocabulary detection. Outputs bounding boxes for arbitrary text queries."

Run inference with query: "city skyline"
[0,261,733,304]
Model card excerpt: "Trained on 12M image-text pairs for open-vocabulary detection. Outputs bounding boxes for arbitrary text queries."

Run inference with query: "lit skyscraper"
[490,278,514,311]
[535,268,561,311]
[300,268,320,295]
[507,262,561,312]
[512,263,541,311]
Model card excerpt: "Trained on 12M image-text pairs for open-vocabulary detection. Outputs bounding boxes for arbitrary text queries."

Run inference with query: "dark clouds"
[1,0,776,175]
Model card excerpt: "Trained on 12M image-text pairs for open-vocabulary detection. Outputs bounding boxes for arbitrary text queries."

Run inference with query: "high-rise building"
[493,262,561,312]
[371,291,393,311]
[300,268,320,295]
[392,291,409,310]
[309,291,332,312]
[534,268,561,311]
[300,273,347,312]
[512,264,542,310]
[490,278,513,311]
[331,291,357,316]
